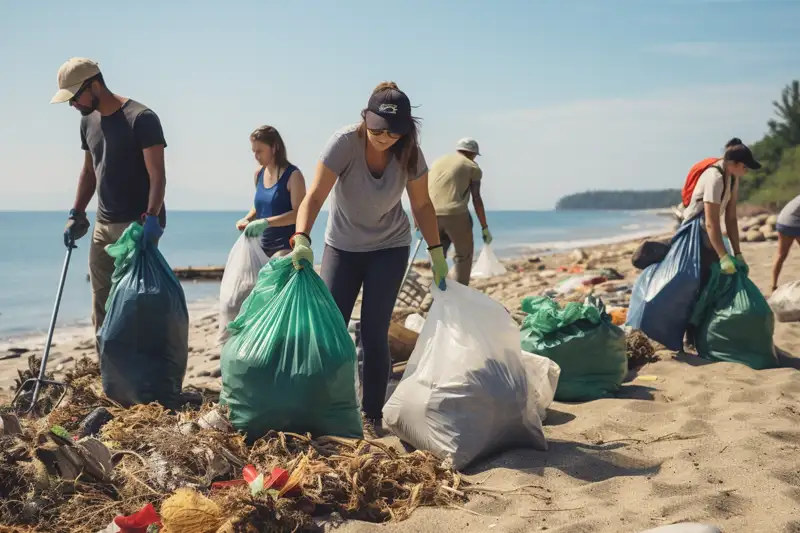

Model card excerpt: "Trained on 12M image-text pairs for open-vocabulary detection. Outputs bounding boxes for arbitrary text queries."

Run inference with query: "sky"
[0,0,798,211]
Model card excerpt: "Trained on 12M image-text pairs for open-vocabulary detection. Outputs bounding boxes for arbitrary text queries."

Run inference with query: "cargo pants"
[437,211,474,286]
[89,221,135,333]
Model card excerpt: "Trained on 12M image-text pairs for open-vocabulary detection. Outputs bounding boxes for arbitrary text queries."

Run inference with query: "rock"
[767,231,780,241]
[208,354,220,362]
[197,370,211,377]
[756,214,769,225]
[767,214,778,226]
[0,414,23,436]
[210,368,222,379]
[571,248,588,263]
[8,347,29,355]
[760,224,775,235]
[746,230,766,243]
[527,256,541,264]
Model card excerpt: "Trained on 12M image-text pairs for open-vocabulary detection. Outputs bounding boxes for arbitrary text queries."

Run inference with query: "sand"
[2,235,800,533]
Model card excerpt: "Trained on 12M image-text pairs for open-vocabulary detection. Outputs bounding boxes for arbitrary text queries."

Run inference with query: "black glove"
[64,209,90,248]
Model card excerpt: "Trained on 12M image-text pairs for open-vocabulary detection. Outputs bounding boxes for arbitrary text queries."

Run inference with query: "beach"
[1,224,799,532]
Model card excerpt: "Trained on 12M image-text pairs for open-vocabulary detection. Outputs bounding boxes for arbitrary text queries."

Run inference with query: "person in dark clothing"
[236,126,306,257]
[54,57,167,332]
[289,81,448,438]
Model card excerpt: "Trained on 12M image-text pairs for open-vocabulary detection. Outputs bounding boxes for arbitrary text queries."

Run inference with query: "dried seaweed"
[626,330,659,369]
[0,360,467,533]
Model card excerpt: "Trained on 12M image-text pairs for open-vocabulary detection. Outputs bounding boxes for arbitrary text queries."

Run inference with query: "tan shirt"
[682,160,737,222]
[428,152,483,216]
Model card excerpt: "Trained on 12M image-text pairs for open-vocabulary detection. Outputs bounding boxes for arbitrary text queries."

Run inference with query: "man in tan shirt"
[428,138,491,286]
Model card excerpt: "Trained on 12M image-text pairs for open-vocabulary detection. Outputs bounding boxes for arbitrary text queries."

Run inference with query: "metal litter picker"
[11,243,75,415]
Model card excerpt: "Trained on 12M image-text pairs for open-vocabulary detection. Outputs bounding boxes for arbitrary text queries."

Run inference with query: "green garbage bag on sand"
[220,255,363,441]
[520,295,627,402]
[690,260,777,370]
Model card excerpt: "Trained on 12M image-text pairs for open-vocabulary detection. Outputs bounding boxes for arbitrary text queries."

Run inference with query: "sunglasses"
[69,80,92,103]
[368,128,402,140]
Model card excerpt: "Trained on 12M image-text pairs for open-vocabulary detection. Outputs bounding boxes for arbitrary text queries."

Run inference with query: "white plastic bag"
[768,281,800,322]
[218,234,269,344]
[383,282,547,470]
[520,351,560,422]
[471,244,507,279]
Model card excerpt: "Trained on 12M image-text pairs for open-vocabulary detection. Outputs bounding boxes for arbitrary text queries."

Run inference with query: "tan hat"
[50,58,101,104]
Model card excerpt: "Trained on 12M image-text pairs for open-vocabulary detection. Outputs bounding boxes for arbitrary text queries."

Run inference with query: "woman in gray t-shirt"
[772,194,800,289]
[288,82,449,436]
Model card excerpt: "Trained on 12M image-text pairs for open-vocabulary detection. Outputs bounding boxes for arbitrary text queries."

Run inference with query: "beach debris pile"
[0,358,466,533]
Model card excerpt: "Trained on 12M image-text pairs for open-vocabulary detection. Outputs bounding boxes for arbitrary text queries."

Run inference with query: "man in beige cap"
[427,138,491,286]
[52,57,168,332]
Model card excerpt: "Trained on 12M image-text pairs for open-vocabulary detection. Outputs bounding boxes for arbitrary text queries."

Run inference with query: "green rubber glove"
[482,227,493,245]
[735,253,749,276]
[720,254,737,275]
[429,246,449,290]
[291,234,314,270]
[244,218,269,237]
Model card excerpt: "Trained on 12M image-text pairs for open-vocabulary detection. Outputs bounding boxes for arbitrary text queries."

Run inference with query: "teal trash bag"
[520,295,627,402]
[98,223,189,410]
[220,255,363,441]
[690,259,777,370]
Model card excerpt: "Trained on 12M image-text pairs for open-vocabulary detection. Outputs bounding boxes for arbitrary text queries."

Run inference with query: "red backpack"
[681,157,720,207]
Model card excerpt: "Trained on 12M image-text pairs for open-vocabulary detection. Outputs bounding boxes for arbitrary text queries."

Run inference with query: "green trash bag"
[690,260,777,370]
[220,255,363,441]
[520,295,627,402]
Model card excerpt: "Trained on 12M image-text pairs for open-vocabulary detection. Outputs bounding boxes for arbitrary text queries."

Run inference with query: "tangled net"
[0,357,466,533]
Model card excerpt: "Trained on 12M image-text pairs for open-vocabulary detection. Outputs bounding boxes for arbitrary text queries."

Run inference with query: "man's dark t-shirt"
[80,99,167,225]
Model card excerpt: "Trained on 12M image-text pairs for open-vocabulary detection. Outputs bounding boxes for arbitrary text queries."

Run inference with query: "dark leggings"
[320,244,410,419]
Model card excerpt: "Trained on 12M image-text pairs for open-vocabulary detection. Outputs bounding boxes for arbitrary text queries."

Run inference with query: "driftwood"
[172,266,225,280]
[388,323,419,364]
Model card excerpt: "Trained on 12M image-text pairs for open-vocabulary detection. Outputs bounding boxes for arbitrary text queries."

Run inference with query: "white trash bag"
[218,233,269,344]
[383,282,548,470]
[471,244,507,279]
[520,351,560,423]
[769,281,800,323]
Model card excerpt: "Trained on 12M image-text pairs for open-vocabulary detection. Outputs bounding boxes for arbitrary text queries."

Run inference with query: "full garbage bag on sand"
[520,295,627,402]
[218,233,268,344]
[690,259,777,370]
[97,223,189,410]
[521,350,561,422]
[383,282,548,470]
[768,281,800,323]
[472,244,507,278]
[626,217,703,350]
[220,255,363,440]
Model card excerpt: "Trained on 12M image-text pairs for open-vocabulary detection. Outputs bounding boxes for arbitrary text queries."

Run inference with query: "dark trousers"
[320,244,409,419]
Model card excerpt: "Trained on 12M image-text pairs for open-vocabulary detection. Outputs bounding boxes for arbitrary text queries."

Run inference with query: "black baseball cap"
[365,88,412,135]
[726,144,762,170]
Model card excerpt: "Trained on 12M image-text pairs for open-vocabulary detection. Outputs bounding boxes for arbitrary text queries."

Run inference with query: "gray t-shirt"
[777,194,800,229]
[80,99,167,225]
[320,124,428,252]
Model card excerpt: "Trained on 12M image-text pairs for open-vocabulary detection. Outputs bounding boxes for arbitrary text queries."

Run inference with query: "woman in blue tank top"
[236,126,306,257]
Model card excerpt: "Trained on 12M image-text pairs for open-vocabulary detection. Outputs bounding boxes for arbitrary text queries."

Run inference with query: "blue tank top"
[254,164,297,254]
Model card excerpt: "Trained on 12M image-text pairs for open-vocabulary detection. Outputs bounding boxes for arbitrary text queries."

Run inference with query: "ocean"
[0,210,671,339]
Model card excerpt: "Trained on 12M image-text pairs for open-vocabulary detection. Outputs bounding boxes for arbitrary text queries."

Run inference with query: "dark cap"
[365,88,412,135]
[725,144,761,170]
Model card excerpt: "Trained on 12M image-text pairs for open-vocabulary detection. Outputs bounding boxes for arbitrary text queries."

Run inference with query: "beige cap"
[50,57,101,104]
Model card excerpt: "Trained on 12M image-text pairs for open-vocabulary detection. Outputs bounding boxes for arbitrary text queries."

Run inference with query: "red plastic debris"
[113,503,161,532]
